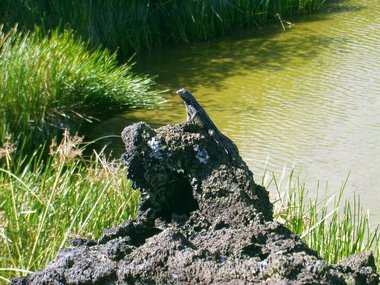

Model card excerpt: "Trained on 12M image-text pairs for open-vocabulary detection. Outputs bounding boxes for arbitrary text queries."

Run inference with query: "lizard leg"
[187,105,198,123]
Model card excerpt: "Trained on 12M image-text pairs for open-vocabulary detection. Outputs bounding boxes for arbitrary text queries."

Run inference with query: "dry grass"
[0,131,139,282]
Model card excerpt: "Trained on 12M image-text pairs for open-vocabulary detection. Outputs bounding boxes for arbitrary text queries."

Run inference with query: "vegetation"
[0,132,140,283]
[0,22,155,284]
[1,0,378,283]
[0,0,326,55]
[265,169,380,269]
[0,26,159,149]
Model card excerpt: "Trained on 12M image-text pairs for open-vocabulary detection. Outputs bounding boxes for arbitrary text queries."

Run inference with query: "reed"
[0,132,139,282]
[0,26,159,148]
[265,168,379,270]
[0,0,326,55]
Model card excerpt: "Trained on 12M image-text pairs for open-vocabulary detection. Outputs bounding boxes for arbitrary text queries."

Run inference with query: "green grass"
[0,26,159,149]
[0,0,326,55]
[265,168,379,270]
[0,132,140,283]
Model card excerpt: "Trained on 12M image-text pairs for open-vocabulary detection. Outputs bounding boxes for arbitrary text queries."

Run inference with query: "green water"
[96,0,380,223]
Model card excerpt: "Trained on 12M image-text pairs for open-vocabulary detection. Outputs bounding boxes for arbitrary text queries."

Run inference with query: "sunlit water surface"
[93,0,380,224]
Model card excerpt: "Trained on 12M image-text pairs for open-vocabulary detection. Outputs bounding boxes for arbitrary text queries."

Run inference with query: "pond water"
[95,0,380,223]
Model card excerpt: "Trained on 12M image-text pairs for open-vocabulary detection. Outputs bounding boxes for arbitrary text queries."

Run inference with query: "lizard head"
[176,88,194,104]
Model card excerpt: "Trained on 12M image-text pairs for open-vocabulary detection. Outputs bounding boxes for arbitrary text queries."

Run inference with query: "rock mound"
[12,121,379,284]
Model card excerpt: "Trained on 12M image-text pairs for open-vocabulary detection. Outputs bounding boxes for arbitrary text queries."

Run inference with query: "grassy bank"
[0,132,140,283]
[0,26,159,149]
[266,170,379,268]
[0,0,326,55]
[0,24,158,283]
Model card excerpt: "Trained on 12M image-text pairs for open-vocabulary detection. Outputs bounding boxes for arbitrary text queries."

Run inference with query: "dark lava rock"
[12,121,379,285]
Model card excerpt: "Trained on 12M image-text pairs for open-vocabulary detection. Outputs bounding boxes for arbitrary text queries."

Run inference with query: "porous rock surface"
[12,122,379,284]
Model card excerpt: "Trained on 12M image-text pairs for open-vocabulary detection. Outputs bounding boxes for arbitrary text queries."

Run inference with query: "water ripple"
[130,0,380,223]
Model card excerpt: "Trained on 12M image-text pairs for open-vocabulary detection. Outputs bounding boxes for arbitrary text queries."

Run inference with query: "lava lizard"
[177,88,239,160]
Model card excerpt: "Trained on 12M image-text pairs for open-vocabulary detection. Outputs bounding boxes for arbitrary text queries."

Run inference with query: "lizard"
[176,88,240,160]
